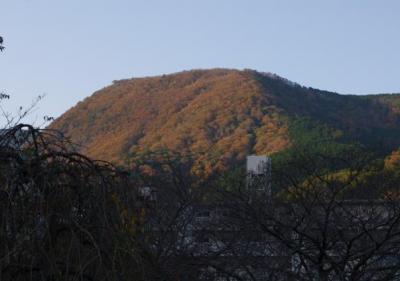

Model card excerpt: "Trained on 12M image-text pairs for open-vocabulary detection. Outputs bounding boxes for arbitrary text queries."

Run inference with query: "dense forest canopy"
[50,69,400,174]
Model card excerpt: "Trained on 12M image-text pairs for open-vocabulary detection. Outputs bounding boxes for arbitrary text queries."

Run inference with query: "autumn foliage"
[50,69,400,171]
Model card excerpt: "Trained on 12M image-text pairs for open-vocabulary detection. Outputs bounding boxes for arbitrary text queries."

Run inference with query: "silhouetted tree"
[0,36,4,51]
[216,149,400,280]
[0,125,151,280]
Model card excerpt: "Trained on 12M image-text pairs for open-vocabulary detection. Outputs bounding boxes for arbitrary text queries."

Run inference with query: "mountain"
[50,69,400,170]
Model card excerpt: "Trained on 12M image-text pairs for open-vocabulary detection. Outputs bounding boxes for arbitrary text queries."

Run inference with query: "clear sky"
[1,0,399,124]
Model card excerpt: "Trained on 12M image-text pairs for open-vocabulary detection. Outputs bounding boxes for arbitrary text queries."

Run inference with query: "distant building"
[246,155,272,198]
[139,155,400,280]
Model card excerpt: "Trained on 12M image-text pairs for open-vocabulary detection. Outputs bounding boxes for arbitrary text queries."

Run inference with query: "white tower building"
[246,155,272,198]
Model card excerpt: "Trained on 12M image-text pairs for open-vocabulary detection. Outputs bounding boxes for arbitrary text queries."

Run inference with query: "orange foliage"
[50,69,400,171]
[385,149,400,170]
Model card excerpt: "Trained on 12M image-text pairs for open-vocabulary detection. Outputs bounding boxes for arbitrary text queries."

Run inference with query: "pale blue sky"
[1,0,399,124]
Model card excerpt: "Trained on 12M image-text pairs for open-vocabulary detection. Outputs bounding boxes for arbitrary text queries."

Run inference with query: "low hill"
[50,69,400,170]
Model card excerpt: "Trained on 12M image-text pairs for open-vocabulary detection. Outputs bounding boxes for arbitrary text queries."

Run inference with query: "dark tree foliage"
[1,123,400,280]
[213,150,400,281]
[0,125,148,280]
[0,125,219,281]
[0,36,4,51]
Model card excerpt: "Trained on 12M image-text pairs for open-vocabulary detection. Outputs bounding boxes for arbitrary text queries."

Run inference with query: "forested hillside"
[50,69,400,171]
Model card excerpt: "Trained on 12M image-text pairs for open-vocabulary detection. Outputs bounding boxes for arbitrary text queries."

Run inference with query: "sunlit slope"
[50,69,400,168]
